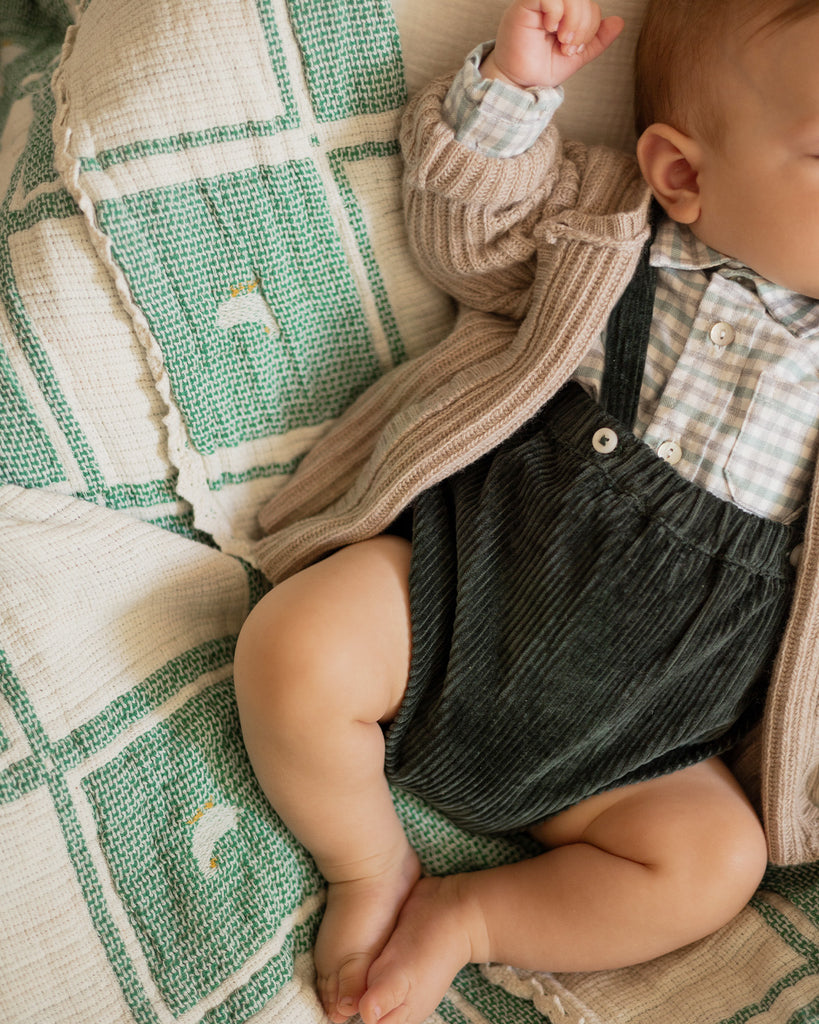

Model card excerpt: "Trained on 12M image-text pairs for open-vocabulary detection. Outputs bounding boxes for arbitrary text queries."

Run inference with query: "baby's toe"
[329,953,372,1020]
[359,962,413,1024]
[317,970,340,1020]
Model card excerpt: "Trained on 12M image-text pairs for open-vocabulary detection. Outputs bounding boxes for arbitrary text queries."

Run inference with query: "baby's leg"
[359,757,767,1024]
[233,536,419,1023]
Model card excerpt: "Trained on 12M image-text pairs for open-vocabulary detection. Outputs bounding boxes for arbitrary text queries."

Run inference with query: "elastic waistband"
[537,384,798,579]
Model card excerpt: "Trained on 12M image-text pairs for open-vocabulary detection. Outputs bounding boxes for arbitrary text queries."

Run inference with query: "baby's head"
[634,0,818,144]
[633,0,819,298]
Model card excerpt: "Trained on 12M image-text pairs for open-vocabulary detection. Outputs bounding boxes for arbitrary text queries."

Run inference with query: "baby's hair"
[634,0,819,141]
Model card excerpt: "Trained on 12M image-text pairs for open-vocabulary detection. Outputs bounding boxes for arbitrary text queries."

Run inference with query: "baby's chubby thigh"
[235,534,413,735]
[234,533,415,863]
[530,758,768,939]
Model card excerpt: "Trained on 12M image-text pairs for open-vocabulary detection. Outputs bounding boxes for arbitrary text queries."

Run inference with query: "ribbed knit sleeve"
[254,79,651,586]
[400,73,577,320]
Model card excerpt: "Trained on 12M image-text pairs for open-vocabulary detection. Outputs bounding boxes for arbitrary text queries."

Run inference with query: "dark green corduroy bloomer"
[384,243,798,836]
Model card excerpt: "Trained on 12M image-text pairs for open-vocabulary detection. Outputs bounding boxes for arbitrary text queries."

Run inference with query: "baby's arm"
[401,0,623,318]
[483,0,624,89]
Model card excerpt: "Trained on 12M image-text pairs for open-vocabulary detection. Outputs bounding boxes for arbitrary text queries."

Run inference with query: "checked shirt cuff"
[442,41,563,158]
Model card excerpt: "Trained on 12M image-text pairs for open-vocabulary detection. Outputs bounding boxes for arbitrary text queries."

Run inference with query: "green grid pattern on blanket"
[82,678,320,1018]
[95,162,388,453]
[0,28,71,488]
[3,1,819,1023]
[0,0,438,546]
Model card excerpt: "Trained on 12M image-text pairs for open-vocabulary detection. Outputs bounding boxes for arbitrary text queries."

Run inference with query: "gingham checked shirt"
[442,43,819,524]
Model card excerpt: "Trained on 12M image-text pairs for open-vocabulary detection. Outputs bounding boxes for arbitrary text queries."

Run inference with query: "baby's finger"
[524,0,564,35]
[570,14,624,65]
[556,0,602,54]
[576,1,604,48]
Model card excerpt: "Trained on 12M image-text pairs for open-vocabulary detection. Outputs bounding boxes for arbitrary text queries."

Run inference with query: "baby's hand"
[482,0,624,90]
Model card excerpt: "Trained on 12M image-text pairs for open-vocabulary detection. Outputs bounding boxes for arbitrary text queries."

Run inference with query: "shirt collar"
[650,219,819,340]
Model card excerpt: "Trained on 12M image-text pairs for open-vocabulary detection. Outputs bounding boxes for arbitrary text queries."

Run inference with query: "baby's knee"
[662,777,768,935]
[234,577,336,727]
[583,761,769,940]
[692,800,768,909]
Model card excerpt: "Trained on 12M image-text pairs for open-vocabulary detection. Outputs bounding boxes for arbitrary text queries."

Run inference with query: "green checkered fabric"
[3,0,452,554]
[2,2,819,1023]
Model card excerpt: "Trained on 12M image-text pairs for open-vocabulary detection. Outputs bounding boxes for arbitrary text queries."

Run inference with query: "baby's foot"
[315,843,421,1023]
[358,875,482,1024]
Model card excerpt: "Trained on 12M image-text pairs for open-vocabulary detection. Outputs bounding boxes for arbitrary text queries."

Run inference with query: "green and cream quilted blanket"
[1,0,818,1022]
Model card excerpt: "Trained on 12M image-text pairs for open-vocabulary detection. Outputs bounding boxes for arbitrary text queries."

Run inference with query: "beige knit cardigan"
[255,74,819,867]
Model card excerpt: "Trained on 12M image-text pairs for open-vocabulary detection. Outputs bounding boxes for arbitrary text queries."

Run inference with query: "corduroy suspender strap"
[599,211,660,430]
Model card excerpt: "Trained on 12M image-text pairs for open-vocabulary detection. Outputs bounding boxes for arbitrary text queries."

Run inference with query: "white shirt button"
[710,321,736,347]
[592,427,619,454]
[790,543,804,568]
[657,440,683,465]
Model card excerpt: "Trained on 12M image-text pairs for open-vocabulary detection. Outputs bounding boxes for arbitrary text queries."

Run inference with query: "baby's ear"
[636,124,703,224]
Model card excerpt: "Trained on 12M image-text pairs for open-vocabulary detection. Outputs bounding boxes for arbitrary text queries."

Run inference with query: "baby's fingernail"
[339,997,355,1012]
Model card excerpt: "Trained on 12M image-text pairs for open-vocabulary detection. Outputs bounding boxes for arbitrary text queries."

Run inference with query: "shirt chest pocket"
[725,374,819,523]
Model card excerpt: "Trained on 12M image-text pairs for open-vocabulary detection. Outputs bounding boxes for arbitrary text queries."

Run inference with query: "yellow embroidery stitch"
[229,279,260,298]
[185,798,215,826]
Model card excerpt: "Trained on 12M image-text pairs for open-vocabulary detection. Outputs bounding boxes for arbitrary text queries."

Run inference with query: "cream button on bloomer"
[710,321,736,347]
[657,440,683,465]
[592,427,619,453]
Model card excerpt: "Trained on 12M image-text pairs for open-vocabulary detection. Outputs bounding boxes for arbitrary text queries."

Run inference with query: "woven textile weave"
[1,1,818,1022]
